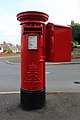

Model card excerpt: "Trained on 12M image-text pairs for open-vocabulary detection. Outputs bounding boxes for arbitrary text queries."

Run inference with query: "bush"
[72,40,79,51]
[7,48,13,54]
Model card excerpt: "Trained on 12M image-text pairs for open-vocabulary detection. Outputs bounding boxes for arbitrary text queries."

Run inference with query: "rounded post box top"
[16,11,49,23]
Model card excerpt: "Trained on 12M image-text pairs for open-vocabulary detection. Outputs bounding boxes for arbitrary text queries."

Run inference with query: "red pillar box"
[17,11,49,109]
[46,22,72,62]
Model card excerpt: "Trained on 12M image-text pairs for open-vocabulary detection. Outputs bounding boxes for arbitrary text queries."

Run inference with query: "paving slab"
[0,93,80,120]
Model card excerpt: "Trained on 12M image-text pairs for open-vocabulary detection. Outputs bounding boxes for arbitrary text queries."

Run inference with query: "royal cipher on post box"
[46,22,72,62]
[17,11,49,109]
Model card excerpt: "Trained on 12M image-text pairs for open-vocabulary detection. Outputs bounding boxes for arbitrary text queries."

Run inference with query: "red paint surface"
[17,11,49,90]
[46,22,72,62]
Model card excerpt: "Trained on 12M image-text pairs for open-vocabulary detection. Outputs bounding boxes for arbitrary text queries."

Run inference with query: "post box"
[46,22,72,62]
[17,11,49,109]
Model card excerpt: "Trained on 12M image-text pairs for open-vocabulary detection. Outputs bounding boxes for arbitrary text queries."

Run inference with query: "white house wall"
[0,47,3,53]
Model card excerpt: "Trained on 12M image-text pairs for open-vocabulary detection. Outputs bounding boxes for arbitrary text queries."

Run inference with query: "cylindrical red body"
[17,11,49,109]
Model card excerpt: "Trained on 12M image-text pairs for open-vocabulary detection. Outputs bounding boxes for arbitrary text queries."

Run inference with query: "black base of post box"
[20,88,45,110]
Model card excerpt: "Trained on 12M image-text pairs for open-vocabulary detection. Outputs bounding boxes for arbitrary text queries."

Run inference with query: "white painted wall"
[0,47,3,53]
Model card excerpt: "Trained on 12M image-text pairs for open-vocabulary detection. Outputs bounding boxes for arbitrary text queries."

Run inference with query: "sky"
[0,0,80,45]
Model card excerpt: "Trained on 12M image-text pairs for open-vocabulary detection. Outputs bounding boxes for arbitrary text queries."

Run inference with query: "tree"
[70,24,80,44]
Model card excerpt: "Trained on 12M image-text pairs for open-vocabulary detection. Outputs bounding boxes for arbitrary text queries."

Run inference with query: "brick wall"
[72,46,80,58]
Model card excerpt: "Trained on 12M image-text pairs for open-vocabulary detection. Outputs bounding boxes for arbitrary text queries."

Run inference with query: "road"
[0,57,20,92]
[0,57,80,92]
[46,64,80,92]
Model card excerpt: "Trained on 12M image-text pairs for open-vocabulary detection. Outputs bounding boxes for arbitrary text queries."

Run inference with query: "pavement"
[0,56,80,120]
[0,92,80,120]
[4,56,80,65]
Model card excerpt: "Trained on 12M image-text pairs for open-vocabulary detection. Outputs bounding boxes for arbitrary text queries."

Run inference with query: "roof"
[0,42,17,51]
